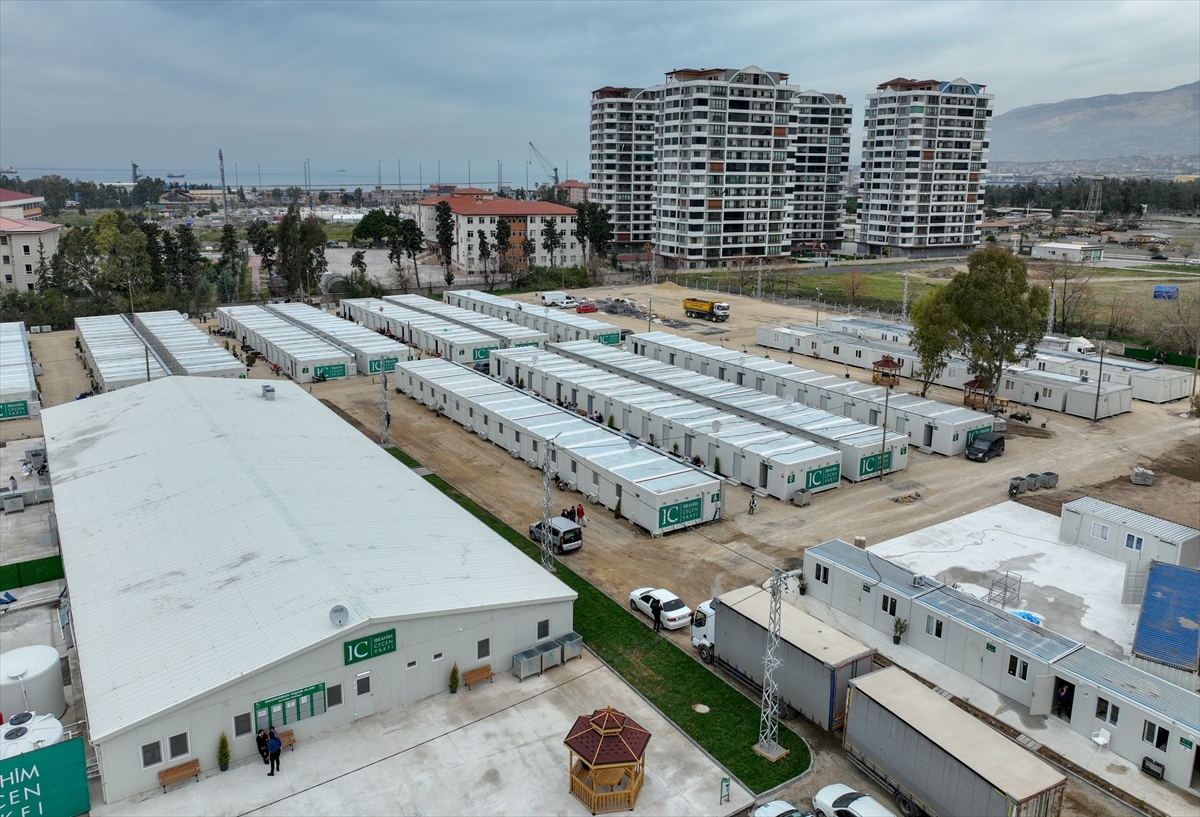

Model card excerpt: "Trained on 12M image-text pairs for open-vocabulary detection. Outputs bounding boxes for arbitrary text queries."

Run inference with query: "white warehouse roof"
[41,377,575,742]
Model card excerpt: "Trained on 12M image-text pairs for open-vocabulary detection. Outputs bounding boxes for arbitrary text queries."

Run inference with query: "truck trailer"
[843,667,1065,817]
[683,298,731,322]
[691,586,875,731]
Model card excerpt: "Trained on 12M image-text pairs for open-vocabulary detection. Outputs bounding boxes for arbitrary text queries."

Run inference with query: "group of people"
[255,728,283,776]
[561,504,587,525]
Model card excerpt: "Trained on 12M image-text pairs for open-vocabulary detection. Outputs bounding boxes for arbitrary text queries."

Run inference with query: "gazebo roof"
[872,355,903,371]
[563,707,651,767]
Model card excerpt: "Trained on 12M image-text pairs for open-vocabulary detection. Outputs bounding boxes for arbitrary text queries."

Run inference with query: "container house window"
[141,740,163,768]
[407,659,418,669]
[1096,698,1119,725]
[881,594,896,616]
[168,732,190,759]
[1143,721,1169,751]
[433,652,444,661]
[1007,656,1028,680]
[1042,387,1053,398]
[1090,522,1110,541]
[925,615,943,638]
[814,564,829,584]
[477,638,490,660]
[326,683,344,708]
[356,675,371,695]
[1124,534,1144,551]
[537,619,550,639]
[234,713,253,738]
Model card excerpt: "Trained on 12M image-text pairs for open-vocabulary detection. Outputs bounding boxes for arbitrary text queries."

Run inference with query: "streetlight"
[814,287,822,328]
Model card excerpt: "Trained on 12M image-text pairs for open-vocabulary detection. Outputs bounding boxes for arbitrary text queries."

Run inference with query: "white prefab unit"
[492,347,843,499]
[75,315,170,392]
[443,290,622,344]
[216,306,354,383]
[551,341,908,481]
[0,321,41,419]
[384,294,547,349]
[41,377,575,803]
[823,316,915,345]
[1030,242,1103,263]
[634,331,990,456]
[1027,350,1191,404]
[759,326,920,377]
[804,538,1200,795]
[266,302,407,374]
[396,357,723,535]
[131,311,245,378]
[844,668,1066,817]
[342,298,498,368]
[995,366,1131,418]
[1060,496,1199,568]
[690,586,875,732]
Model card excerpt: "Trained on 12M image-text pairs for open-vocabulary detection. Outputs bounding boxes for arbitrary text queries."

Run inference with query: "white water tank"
[0,645,67,719]
[0,712,64,759]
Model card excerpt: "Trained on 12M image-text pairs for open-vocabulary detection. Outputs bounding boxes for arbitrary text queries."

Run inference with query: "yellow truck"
[682,298,730,322]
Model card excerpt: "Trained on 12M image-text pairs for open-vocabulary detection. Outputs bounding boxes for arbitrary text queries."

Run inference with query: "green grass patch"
[385,447,811,792]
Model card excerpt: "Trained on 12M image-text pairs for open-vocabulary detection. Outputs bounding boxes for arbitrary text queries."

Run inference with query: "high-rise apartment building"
[589,66,850,269]
[859,77,993,257]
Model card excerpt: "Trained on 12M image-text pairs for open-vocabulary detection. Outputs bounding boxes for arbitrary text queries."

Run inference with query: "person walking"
[576,504,587,527]
[267,730,281,776]
[748,496,757,516]
[650,596,663,632]
[8,475,16,493]
[256,729,270,765]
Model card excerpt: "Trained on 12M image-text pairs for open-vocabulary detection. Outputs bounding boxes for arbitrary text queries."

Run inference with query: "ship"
[167,173,185,178]
[0,166,14,174]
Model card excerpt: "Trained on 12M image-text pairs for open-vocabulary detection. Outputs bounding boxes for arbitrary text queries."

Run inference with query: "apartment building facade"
[858,77,993,258]
[590,66,850,269]
[0,217,61,291]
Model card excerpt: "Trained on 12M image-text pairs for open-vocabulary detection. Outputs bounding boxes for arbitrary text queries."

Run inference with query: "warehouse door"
[354,671,374,719]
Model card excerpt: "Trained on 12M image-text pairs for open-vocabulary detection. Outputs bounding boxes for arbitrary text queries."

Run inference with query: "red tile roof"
[556,180,588,189]
[0,216,60,233]
[0,189,41,203]
[419,192,575,217]
[563,707,651,767]
[876,77,940,90]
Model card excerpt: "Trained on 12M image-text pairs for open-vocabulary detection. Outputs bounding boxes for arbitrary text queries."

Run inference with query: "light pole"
[814,287,822,328]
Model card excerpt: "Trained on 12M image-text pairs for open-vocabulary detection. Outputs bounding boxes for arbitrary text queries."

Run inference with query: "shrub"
[217,732,230,768]
[449,663,460,693]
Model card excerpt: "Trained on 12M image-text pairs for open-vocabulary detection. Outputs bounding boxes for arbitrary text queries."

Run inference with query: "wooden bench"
[157,758,200,792]
[462,664,494,690]
[278,729,296,752]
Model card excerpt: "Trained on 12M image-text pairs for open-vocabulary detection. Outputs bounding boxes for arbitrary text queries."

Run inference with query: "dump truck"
[683,298,730,322]
[843,667,1066,817]
[690,586,875,731]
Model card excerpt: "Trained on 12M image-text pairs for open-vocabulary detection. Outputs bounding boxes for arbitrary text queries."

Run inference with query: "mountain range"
[989,82,1199,162]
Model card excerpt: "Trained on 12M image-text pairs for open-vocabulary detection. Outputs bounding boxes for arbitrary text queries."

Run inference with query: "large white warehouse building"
[41,377,576,804]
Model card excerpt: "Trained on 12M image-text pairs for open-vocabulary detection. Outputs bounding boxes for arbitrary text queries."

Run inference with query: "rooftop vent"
[262,385,276,401]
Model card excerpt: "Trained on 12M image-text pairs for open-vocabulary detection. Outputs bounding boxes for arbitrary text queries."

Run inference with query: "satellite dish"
[785,394,795,405]
[711,420,721,433]
[329,605,349,627]
[531,355,539,365]
[625,433,638,449]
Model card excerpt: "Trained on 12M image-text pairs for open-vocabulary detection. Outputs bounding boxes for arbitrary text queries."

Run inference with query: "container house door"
[733,454,742,481]
[845,579,861,616]
[354,671,374,719]
[759,462,769,489]
[923,424,934,448]
[964,638,984,680]
[1030,674,1055,716]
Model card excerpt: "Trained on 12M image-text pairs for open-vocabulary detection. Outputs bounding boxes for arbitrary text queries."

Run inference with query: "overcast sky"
[2,0,1197,186]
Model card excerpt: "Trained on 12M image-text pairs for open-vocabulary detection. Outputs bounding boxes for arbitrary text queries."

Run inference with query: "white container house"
[342,298,498,369]
[216,306,354,383]
[75,315,170,392]
[131,311,245,378]
[443,290,622,344]
[1060,497,1200,568]
[0,321,40,419]
[384,294,547,349]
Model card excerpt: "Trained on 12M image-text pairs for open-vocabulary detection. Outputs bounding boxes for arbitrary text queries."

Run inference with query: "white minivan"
[541,291,569,307]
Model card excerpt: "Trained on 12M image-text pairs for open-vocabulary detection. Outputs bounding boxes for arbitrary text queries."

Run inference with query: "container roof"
[807,539,944,598]
[1132,562,1200,672]
[1062,497,1199,544]
[851,668,1065,800]
[41,377,575,742]
[918,585,1081,662]
[718,586,873,668]
[1054,646,1200,732]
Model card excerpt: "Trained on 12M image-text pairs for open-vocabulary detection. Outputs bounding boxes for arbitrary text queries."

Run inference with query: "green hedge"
[1123,347,1197,368]
[0,555,65,592]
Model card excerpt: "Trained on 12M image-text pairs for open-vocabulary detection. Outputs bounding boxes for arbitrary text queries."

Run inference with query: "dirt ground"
[12,290,1194,816]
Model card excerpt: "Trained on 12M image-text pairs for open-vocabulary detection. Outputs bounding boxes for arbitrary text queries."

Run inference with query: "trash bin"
[1026,473,1042,491]
[1040,471,1059,489]
[536,641,562,672]
[556,631,584,662]
[512,648,541,681]
[1009,477,1026,494]
[791,489,811,507]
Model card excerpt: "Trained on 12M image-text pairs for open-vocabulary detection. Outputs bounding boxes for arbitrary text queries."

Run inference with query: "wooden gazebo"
[871,355,903,387]
[563,707,651,814]
[963,378,1010,412]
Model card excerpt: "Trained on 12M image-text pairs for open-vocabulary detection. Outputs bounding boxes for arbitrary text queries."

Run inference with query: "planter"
[799,586,807,596]
[220,763,229,772]
[892,636,901,645]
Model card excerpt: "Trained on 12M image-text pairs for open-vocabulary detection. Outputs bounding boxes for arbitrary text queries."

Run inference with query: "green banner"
[858,450,893,477]
[0,736,90,817]
[805,463,841,490]
[256,682,325,711]
[965,425,992,445]
[345,628,397,665]
[369,357,399,374]
[658,498,703,529]
[596,332,621,345]
[0,400,29,419]
[471,347,497,361]
[515,341,542,348]
[315,364,347,379]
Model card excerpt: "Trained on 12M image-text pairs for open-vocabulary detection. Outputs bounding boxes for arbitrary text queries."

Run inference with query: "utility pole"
[1092,342,1106,422]
[814,287,822,328]
[468,159,471,187]
[1047,286,1056,335]
[878,385,891,480]
[218,150,228,223]
[257,163,262,191]
[901,272,909,320]
[380,370,390,446]
[753,567,788,762]
[756,258,763,300]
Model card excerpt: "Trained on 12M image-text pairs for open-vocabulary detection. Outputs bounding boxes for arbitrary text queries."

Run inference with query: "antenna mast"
[539,436,557,572]
[753,567,789,761]
[379,369,390,446]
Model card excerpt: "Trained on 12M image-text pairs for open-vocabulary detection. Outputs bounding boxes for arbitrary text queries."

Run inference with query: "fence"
[1120,346,1197,369]
[0,554,65,592]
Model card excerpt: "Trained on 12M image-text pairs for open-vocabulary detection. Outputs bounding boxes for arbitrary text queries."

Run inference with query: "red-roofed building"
[0,189,44,221]
[554,180,589,204]
[416,189,579,273]
[1,217,61,291]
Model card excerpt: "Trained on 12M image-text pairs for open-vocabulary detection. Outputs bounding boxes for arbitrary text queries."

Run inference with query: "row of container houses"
[443,290,622,344]
[216,306,354,383]
[383,294,548,349]
[131,311,245,379]
[75,314,170,392]
[0,321,40,419]
[266,302,408,375]
[397,357,724,534]
[342,298,499,369]
[549,340,907,481]
[491,347,843,500]
[632,331,992,456]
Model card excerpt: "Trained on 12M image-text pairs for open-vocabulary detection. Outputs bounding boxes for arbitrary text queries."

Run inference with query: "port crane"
[529,142,559,186]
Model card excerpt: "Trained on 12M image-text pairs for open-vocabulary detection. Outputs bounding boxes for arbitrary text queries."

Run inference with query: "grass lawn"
[387,447,811,793]
[675,268,945,309]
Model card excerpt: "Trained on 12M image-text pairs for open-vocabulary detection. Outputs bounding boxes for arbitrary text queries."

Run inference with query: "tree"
[276,204,305,294]
[928,246,1050,410]
[477,228,494,289]
[909,289,957,397]
[130,176,165,207]
[34,239,51,293]
[493,217,513,285]
[217,224,242,303]
[842,270,868,303]
[317,191,330,205]
[1177,241,1195,261]
[341,268,384,299]
[573,204,591,263]
[541,218,562,267]
[579,202,612,262]
[245,220,277,277]
[352,209,401,246]
[397,218,424,289]
[1030,260,1094,334]
[139,221,168,290]
[844,196,859,215]
[434,200,456,287]
[299,215,328,295]
[350,250,367,280]
[520,237,535,269]
[173,223,205,294]
[285,186,305,204]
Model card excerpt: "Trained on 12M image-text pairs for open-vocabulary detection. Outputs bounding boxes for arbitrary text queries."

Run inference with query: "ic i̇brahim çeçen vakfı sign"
[344,629,397,665]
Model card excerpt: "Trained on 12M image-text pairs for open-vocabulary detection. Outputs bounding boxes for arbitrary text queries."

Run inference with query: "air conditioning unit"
[476,430,488,440]
[509,448,521,458]
[567,481,577,492]
[526,458,539,468]
[911,574,925,587]
[588,493,599,504]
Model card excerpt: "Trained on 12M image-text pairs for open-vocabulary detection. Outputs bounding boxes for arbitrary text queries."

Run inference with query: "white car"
[559,296,579,309]
[628,588,692,630]
[812,785,896,817]
[753,801,812,817]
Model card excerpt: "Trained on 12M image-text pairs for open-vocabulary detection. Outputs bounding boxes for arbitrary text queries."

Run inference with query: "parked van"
[965,431,1005,462]
[528,517,583,553]
[541,291,569,307]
